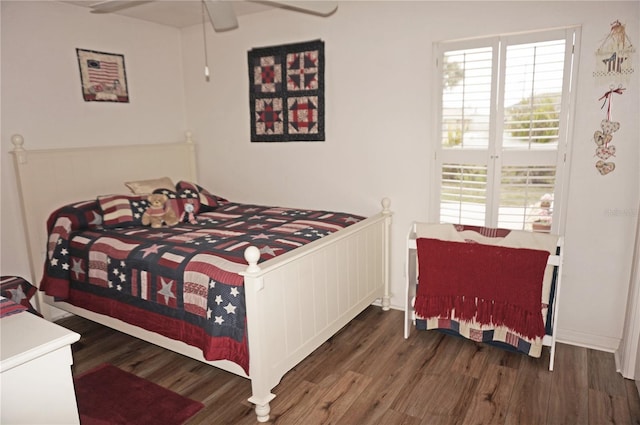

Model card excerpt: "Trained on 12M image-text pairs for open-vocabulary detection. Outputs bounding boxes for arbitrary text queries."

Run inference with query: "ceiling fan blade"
[266,1,338,16]
[89,0,153,14]
[203,0,239,32]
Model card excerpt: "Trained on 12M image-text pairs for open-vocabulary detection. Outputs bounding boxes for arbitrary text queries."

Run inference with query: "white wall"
[1,1,187,276]
[182,1,639,351]
[1,1,638,353]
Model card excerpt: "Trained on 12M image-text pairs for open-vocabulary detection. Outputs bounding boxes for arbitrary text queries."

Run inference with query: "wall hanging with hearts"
[592,85,625,175]
[596,160,616,176]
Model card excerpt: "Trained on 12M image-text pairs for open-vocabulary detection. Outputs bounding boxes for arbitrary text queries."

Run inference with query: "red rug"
[74,363,204,425]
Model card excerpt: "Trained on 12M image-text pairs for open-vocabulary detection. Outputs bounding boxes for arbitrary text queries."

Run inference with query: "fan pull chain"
[201,0,210,82]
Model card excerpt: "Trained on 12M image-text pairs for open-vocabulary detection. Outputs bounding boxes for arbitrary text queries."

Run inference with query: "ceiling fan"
[88,0,338,32]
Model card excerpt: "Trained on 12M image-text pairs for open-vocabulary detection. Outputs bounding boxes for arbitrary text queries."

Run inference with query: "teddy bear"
[141,193,179,228]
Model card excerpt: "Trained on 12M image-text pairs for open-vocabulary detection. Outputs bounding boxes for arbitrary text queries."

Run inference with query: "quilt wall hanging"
[248,39,324,142]
[77,48,129,103]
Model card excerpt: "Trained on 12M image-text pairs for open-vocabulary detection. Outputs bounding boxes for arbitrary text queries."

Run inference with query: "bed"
[10,132,392,422]
[404,222,563,371]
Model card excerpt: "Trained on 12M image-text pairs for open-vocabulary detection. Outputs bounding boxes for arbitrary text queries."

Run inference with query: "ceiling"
[62,1,276,28]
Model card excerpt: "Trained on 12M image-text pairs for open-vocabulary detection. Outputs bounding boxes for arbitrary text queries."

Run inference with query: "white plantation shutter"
[498,165,556,229]
[502,39,566,150]
[440,163,487,225]
[441,46,493,150]
[434,28,578,233]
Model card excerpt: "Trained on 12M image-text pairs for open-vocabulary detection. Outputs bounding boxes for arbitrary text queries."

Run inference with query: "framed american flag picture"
[77,48,129,103]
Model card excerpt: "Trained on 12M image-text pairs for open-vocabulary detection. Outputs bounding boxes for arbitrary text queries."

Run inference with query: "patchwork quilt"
[412,224,560,358]
[40,198,364,373]
[248,39,325,142]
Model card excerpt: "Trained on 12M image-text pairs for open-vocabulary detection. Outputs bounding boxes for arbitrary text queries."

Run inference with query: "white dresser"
[1,310,81,424]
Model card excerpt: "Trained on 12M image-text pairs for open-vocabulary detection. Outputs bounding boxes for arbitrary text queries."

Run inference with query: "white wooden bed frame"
[403,222,564,371]
[10,133,392,422]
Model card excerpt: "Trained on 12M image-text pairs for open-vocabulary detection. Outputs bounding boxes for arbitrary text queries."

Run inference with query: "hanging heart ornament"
[596,145,616,160]
[596,160,615,175]
[601,119,621,135]
[594,131,613,146]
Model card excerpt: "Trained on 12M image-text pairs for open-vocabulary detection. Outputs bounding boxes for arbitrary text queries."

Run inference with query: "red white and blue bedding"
[40,189,364,373]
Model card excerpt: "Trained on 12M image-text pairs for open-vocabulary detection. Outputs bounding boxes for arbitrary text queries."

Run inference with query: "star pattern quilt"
[40,199,363,373]
[248,39,325,142]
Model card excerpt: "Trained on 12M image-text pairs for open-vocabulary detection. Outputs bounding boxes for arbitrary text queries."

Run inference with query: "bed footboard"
[241,199,392,422]
[10,134,392,423]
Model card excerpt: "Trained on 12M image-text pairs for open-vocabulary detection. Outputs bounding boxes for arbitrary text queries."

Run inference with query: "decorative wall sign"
[77,48,129,103]
[248,40,324,142]
[593,20,635,80]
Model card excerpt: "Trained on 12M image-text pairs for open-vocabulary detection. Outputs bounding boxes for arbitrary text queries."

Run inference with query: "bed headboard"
[10,132,198,291]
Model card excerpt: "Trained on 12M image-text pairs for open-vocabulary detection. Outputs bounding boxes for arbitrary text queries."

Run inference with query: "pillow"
[98,195,149,228]
[175,181,228,212]
[125,177,175,195]
[153,188,201,223]
[0,276,40,316]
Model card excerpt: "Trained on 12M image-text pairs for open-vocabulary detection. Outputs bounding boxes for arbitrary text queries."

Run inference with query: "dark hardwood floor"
[58,306,640,424]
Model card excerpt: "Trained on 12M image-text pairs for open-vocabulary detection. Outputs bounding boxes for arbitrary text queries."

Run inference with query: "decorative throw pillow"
[98,195,149,228]
[0,276,41,316]
[153,188,201,223]
[125,177,175,195]
[175,181,228,212]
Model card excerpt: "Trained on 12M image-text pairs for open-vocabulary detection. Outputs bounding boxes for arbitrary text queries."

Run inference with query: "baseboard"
[378,300,403,312]
[615,349,624,376]
[47,303,74,322]
[555,328,620,353]
[394,301,622,353]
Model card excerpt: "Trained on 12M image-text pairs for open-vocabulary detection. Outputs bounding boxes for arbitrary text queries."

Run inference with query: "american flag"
[86,59,120,86]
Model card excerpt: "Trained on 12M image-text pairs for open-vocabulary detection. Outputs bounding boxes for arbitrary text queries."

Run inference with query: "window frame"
[430,27,581,234]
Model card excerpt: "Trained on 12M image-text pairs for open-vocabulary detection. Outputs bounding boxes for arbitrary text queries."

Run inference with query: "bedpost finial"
[185,131,194,144]
[381,197,391,214]
[11,134,24,150]
[244,246,262,273]
[11,134,27,164]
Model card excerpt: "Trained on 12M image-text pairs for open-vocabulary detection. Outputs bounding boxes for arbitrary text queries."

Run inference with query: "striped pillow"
[98,195,148,228]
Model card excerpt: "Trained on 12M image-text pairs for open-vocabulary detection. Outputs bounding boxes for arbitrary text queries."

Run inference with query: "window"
[433,28,579,233]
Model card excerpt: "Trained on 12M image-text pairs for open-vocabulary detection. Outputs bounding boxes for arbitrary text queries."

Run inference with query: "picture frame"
[76,48,129,103]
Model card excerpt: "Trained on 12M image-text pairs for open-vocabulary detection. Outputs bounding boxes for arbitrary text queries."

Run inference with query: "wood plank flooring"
[58,306,640,424]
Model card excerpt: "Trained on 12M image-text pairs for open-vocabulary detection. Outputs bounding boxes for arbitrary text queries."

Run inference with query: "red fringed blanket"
[414,238,550,339]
